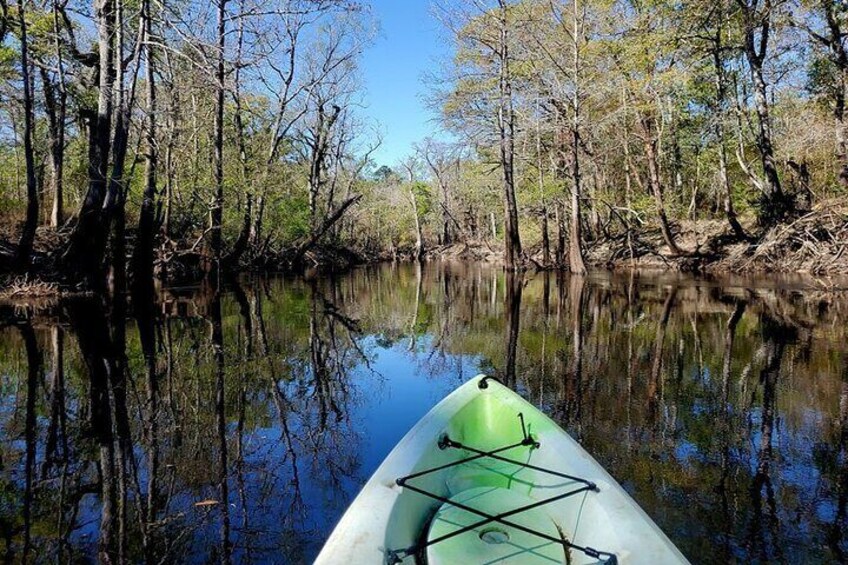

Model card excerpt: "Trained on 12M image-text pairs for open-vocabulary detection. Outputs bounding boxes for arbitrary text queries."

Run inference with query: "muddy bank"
[3,200,848,298]
[423,200,848,278]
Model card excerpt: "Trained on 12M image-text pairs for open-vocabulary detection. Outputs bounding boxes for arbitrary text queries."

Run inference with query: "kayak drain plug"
[479,527,510,544]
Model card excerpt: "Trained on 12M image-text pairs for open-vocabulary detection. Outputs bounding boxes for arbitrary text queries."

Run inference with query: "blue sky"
[359,0,448,167]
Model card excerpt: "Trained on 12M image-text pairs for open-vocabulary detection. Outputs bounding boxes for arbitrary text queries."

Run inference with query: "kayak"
[316,375,689,564]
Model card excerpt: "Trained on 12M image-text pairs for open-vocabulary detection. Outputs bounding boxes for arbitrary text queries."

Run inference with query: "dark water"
[0,262,846,564]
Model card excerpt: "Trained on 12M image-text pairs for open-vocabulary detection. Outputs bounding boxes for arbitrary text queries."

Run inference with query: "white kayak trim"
[316,375,690,564]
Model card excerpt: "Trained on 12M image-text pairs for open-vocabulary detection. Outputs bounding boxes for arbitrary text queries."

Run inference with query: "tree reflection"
[746,315,793,561]
[716,300,745,561]
[503,272,523,387]
[19,322,39,562]
[1,264,847,562]
[209,286,233,564]
[648,286,676,426]
[69,297,129,563]
[828,375,848,560]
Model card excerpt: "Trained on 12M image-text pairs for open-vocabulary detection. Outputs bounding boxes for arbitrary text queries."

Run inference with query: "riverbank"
[2,199,847,297]
[427,199,848,278]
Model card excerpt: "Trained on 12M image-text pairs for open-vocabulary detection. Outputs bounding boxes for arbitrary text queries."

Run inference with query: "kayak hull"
[316,375,689,564]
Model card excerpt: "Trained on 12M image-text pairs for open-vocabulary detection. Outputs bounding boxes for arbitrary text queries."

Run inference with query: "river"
[0,262,845,563]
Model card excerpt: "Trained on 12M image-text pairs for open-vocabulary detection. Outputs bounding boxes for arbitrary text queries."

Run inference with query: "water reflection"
[0,263,847,563]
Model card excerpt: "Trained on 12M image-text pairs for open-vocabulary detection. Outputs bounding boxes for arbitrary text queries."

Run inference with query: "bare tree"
[63,0,118,278]
[132,0,158,287]
[400,155,426,260]
[14,0,38,268]
[496,0,523,270]
[206,0,227,283]
[736,0,787,223]
[535,0,589,272]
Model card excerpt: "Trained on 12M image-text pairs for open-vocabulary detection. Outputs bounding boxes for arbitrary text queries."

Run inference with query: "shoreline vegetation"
[2,0,848,298]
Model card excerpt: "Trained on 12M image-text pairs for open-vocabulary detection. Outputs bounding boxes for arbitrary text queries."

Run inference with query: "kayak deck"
[389,402,613,564]
[425,487,567,564]
[316,375,688,564]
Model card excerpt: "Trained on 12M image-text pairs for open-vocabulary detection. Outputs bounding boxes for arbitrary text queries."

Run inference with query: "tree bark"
[225,0,252,268]
[64,0,116,278]
[207,0,227,283]
[497,0,522,271]
[568,0,588,274]
[541,207,551,267]
[639,113,683,255]
[14,0,38,269]
[412,196,424,260]
[407,179,425,260]
[132,0,157,288]
[103,0,136,292]
[739,0,785,223]
[555,200,566,267]
[713,46,747,239]
[711,36,747,239]
[41,13,67,231]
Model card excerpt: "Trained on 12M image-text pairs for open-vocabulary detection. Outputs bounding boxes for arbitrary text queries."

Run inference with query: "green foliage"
[807,56,841,110]
[408,181,432,217]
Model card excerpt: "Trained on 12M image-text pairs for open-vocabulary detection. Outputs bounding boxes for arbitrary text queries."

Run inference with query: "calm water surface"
[0,262,846,563]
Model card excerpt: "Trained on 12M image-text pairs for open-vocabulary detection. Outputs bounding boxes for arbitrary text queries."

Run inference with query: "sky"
[359,0,449,167]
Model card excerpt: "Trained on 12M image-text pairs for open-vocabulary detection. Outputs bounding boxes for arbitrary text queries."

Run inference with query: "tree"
[792,0,848,177]
[63,0,118,280]
[527,0,590,272]
[206,0,227,283]
[419,139,460,245]
[496,0,523,270]
[436,0,523,270]
[13,0,38,269]
[610,0,686,255]
[131,0,157,289]
[736,0,788,223]
[400,156,426,260]
[679,0,748,238]
[43,0,68,229]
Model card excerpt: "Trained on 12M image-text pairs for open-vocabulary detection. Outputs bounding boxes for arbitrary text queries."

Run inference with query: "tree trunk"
[497,0,522,271]
[714,46,746,239]
[225,0,252,269]
[535,97,550,268]
[48,1,67,228]
[541,207,551,267]
[555,200,566,267]
[409,187,424,261]
[568,0,586,275]
[292,194,362,264]
[161,51,177,239]
[132,0,157,288]
[104,0,134,292]
[639,114,683,255]
[41,68,66,229]
[14,0,38,269]
[504,272,523,387]
[65,0,116,278]
[740,1,785,223]
[569,73,587,273]
[837,68,847,179]
[750,65,784,215]
[207,0,227,283]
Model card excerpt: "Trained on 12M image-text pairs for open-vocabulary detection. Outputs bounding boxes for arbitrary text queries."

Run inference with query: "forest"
[1,0,848,292]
